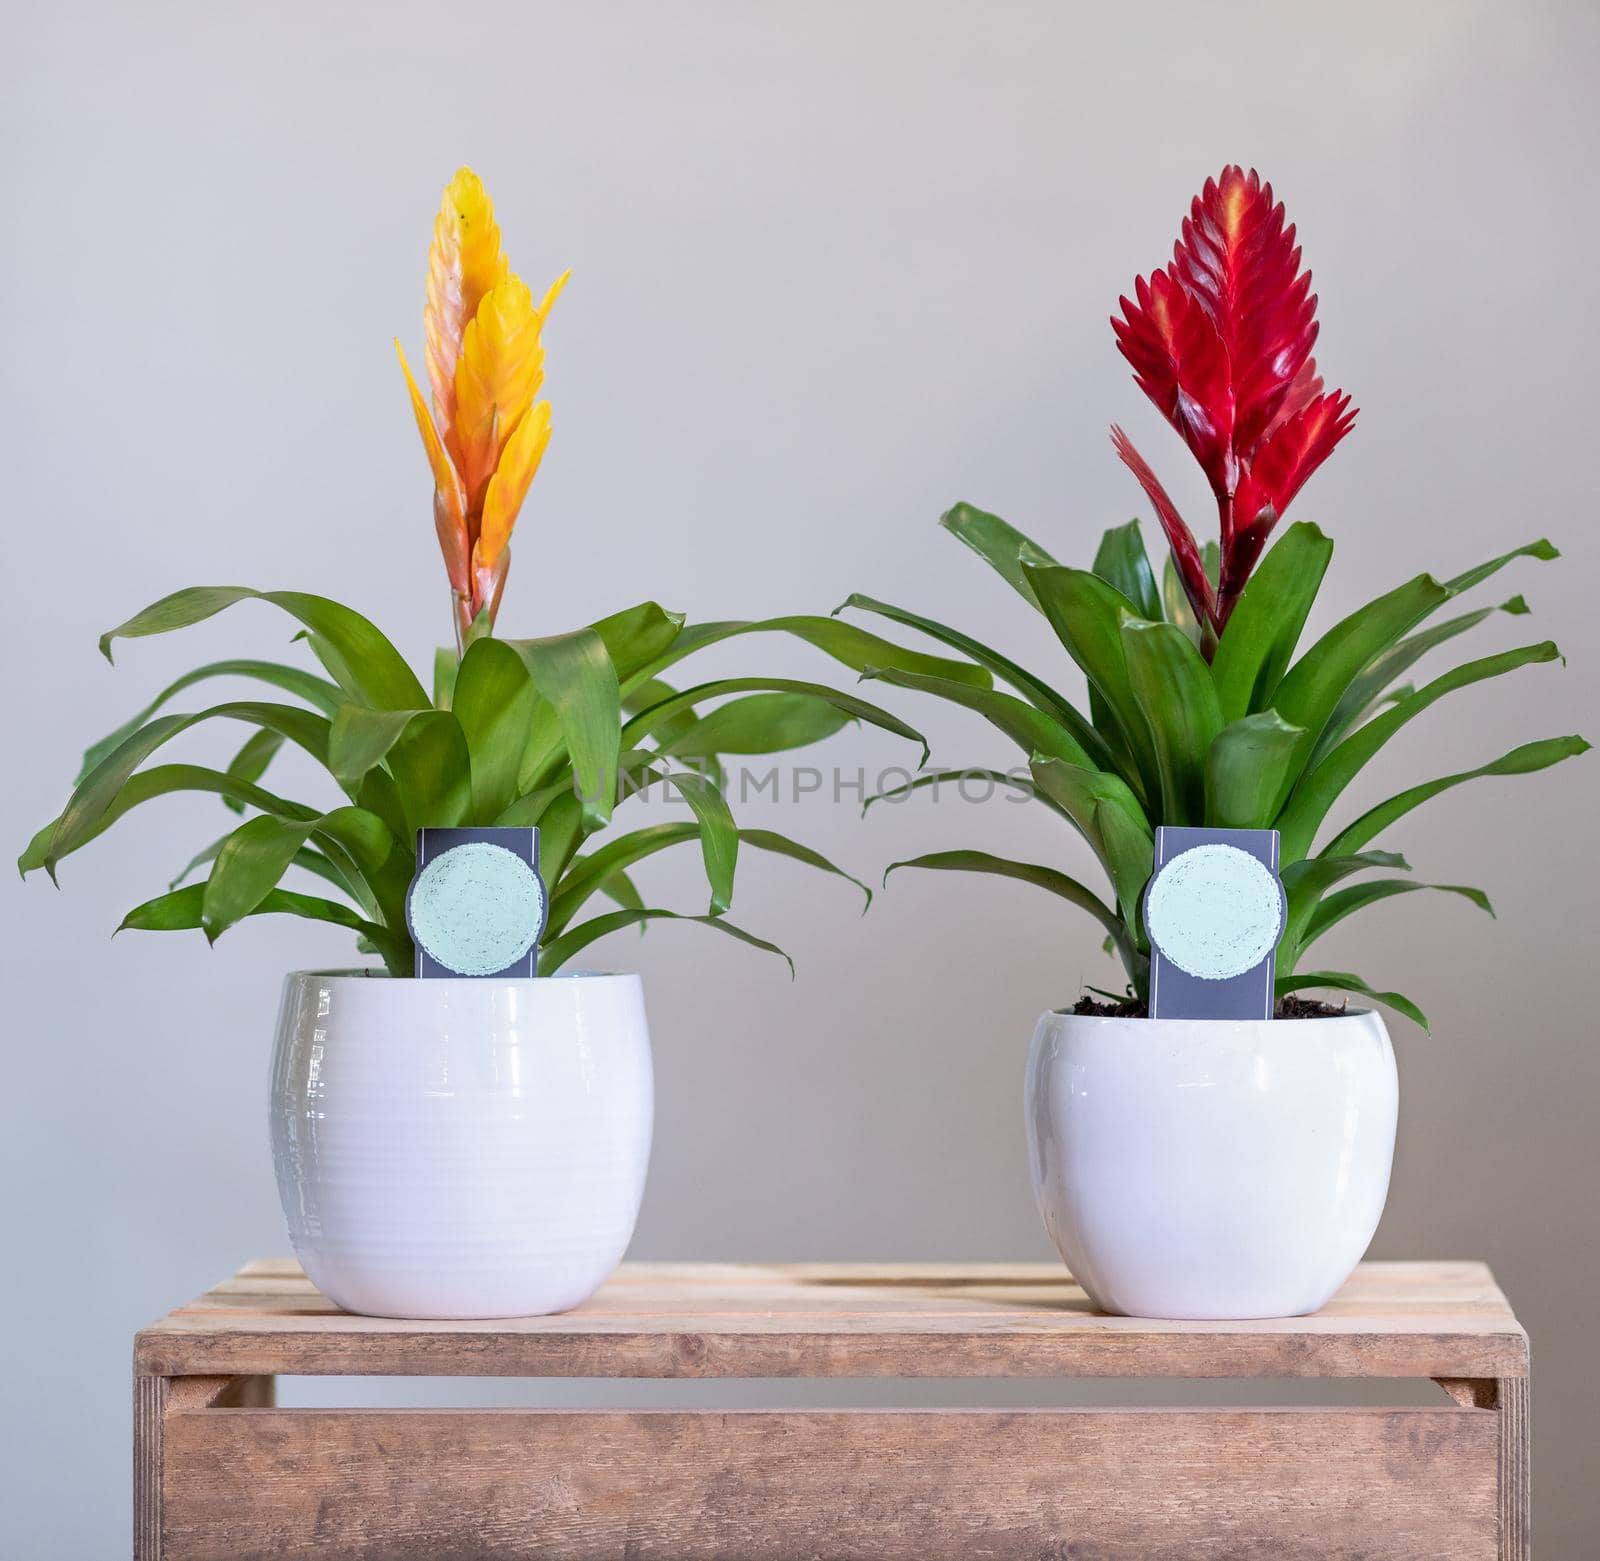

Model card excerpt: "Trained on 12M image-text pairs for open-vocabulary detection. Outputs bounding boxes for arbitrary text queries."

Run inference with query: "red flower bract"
[1111,166,1357,636]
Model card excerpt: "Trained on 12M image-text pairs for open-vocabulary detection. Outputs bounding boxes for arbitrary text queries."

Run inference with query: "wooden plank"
[1436,1377,1498,1408]
[1498,1375,1530,1560]
[166,1375,279,1410]
[136,1260,1529,1381]
[134,1374,167,1561]
[159,1405,1500,1560]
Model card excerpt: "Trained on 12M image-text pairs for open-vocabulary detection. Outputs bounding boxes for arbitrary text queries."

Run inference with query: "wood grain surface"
[135,1261,1530,1560]
[136,1258,1528,1380]
[158,1405,1501,1560]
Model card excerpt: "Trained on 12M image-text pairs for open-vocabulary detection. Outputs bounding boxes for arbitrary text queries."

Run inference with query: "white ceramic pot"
[270,970,653,1319]
[1025,1009,1397,1319]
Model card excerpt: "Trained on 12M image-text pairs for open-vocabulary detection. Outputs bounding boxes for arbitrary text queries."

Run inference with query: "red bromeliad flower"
[1111,166,1357,641]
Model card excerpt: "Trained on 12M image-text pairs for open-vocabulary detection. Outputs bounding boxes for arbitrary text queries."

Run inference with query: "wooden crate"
[135,1259,1529,1559]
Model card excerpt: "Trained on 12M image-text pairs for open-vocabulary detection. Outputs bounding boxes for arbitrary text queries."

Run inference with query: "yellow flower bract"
[399,167,567,632]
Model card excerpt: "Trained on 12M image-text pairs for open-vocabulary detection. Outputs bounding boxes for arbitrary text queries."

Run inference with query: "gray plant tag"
[1144,826,1286,1020]
[405,827,549,979]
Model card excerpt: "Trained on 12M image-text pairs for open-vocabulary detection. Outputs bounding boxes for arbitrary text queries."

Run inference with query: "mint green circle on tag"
[408,842,546,976]
[1145,843,1283,982]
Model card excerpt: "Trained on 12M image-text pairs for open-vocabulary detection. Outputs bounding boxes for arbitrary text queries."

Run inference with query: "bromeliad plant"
[19,168,991,976]
[846,166,1588,1029]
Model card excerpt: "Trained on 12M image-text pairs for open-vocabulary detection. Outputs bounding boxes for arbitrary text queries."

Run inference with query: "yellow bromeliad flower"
[396,168,568,641]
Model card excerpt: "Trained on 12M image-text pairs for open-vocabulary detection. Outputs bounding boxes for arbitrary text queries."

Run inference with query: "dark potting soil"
[1069,992,1347,1020]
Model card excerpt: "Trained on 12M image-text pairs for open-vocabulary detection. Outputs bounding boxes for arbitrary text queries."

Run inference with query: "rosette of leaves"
[845,168,1587,1029]
[19,165,997,976]
[19,590,990,975]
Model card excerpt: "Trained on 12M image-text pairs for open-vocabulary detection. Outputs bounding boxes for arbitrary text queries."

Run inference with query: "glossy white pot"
[270,971,652,1319]
[1025,1009,1397,1319]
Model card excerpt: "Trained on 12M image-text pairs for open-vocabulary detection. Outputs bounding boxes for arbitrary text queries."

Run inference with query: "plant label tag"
[1144,826,1286,1021]
[405,827,549,979]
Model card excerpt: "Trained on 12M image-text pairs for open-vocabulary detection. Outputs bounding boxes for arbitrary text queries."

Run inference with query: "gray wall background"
[3,1,1597,1553]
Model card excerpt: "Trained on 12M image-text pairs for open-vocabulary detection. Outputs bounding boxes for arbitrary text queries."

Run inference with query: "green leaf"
[836,594,1111,770]
[38,703,333,877]
[1028,756,1154,940]
[354,766,411,849]
[98,587,428,710]
[173,822,394,926]
[858,667,1091,769]
[939,501,1060,605]
[624,678,929,766]
[1275,969,1430,1033]
[661,771,739,916]
[622,677,698,750]
[738,829,871,910]
[199,807,395,941]
[452,638,538,820]
[1273,536,1556,773]
[493,776,588,828]
[389,712,472,832]
[1162,554,1202,647]
[1023,564,1156,800]
[1270,571,1454,799]
[1444,538,1558,596]
[328,706,426,789]
[515,627,621,829]
[1277,849,1411,970]
[76,660,344,782]
[549,822,870,938]
[581,600,687,684]
[1120,614,1221,825]
[546,823,703,936]
[117,884,409,974]
[19,763,316,878]
[885,849,1139,973]
[1301,878,1492,954]
[1315,601,1518,760]
[1281,849,1412,901]
[534,752,667,886]
[328,706,472,832]
[663,692,854,759]
[1204,712,1307,829]
[1322,735,1591,858]
[1277,641,1563,861]
[1210,522,1334,723]
[537,907,794,978]
[221,728,286,813]
[636,614,992,693]
[503,603,679,777]
[171,837,356,900]
[432,647,460,709]
[596,869,645,915]
[862,767,1042,815]
[1092,520,1162,621]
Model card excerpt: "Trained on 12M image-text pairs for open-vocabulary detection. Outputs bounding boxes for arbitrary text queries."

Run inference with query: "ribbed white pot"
[270,970,653,1319]
[1025,1009,1397,1320]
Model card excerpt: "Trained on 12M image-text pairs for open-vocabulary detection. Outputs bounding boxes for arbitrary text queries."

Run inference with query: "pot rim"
[282,967,639,984]
[1040,1006,1377,1027]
